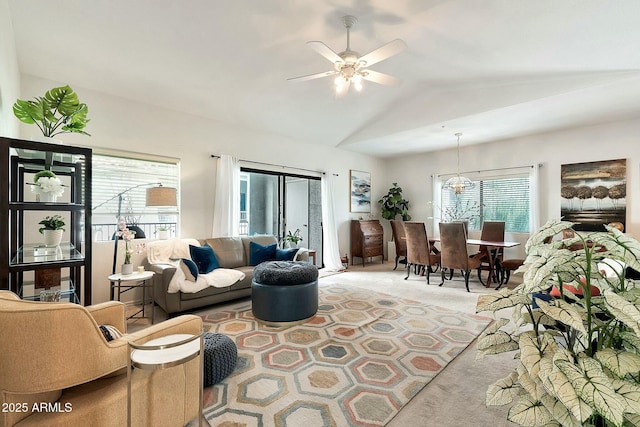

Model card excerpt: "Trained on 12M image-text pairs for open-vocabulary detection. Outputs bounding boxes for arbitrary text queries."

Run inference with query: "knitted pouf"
[252,261,319,324]
[203,332,237,387]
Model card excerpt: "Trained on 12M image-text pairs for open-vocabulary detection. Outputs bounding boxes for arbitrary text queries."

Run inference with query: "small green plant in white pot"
[38,215,65,246]
[156,226,170,240]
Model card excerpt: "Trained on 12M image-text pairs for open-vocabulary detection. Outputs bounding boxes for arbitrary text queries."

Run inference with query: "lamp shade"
[145,186,177,207]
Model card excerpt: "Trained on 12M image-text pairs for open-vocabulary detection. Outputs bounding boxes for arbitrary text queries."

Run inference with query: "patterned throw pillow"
[249,241,277,266]
[180,258,199,281]
[99,324,124,342]
[189,244,220,274]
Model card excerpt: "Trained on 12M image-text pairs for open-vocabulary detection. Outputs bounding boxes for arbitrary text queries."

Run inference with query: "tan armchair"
[0,291,202,427]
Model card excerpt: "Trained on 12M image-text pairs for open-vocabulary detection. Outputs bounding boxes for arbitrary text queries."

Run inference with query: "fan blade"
[288,70,338,82]
[306,41,344,64]
[360,69,402,86]
[358,39,407,67]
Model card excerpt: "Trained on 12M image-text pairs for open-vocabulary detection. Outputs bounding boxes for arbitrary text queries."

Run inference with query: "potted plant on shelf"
[38,215,65,246]
[13,85,90,139]
[31,170,65,202]
[282,229,303,248]
[476,219,640,427]
[378,183,411,221]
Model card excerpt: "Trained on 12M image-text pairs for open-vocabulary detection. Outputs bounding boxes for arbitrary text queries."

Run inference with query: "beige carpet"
[199,282,492,426]
[130,261,520,426]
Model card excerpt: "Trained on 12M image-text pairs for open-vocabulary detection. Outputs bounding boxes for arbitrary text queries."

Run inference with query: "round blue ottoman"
[252,261,319,325]
[203,332,237,386]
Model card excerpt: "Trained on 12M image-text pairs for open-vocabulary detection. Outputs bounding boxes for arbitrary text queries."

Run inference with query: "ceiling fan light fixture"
[442,133,475,195]
[353,74,363,91]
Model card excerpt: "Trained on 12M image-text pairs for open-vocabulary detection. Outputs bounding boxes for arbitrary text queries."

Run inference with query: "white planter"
[43,229,64,246]
[37,192,58,203]
[157,230,170,240]
[121,264,134,275]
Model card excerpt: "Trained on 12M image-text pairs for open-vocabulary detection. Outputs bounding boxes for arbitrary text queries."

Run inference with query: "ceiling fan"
[288,15,407,94]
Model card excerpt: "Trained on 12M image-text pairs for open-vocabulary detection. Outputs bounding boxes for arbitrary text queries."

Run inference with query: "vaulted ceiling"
[8,0,640,157]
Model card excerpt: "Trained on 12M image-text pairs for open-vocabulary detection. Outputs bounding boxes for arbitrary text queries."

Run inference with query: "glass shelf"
[10,243,84,266]
[20,278,78,303]
[15,148,83,167]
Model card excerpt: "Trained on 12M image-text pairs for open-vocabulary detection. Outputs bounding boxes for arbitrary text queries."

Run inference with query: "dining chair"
[403,222,441,284]
[439,222,484,292]
[390,220,407,270]
[477,221,505,286]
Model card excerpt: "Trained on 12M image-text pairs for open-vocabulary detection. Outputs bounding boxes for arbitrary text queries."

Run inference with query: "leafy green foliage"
[377,182,411,220]
[13,85,90,137]
[33,170,57,182]
[478,219,640,427]
[38,215,65,233]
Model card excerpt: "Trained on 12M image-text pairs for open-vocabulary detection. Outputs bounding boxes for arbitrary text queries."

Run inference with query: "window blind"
[92,154,180,219]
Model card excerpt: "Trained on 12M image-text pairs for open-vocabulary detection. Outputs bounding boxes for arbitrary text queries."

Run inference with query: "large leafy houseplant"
[13,85,90,137]
[378,182,411,221]
[477,219,640,427]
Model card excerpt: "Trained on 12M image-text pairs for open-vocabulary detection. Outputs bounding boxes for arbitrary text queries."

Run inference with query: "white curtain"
[431,174,443,238]
[321,174,344,271]
[212,155,240,237]
[529,163,540,232]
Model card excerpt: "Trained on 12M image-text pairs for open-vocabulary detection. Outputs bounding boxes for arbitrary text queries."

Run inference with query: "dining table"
[430,237,521,288]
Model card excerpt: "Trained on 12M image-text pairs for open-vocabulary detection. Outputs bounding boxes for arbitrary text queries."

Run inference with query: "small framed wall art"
[349,170,371,213]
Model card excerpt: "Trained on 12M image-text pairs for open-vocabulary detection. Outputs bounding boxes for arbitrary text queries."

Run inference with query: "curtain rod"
[435,164,538,179]
[211,155,338,176]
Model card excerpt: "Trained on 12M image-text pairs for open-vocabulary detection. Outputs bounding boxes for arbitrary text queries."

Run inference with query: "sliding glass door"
[239,169,322,266]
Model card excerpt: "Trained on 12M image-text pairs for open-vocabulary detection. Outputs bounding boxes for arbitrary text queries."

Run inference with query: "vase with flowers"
[31,170,65,202]
[116,220,145,275]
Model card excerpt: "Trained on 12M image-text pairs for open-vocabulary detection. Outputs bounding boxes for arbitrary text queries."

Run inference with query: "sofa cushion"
[203,237,245,269]
[250,241,277,266]
[189,244,220,274]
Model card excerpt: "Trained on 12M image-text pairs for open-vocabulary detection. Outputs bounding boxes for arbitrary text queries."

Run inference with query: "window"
[92,154,180,241]
[239,168,323,265]
[440,173,531,233]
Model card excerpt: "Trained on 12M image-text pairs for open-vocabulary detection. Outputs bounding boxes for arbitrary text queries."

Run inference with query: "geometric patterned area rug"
[200,284,492,426]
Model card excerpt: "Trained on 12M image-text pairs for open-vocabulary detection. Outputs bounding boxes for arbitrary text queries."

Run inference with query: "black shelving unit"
[0,137,92,305]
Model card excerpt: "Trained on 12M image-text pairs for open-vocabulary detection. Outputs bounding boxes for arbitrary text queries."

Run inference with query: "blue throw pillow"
[180,258,199,281]
[189,244,220,274]
[249,241,277,266]
[276,247,298,261]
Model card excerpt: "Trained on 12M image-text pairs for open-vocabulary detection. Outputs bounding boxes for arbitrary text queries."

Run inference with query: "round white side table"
[108,271,155,324]
[127,332,204,427]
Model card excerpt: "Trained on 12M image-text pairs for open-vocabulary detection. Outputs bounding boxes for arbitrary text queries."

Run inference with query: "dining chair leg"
[463,270,471,292]
[404,263,411,280]
[394,255,400,270]
[477,268,486,286]
[425,266,430,284]
[439,269,446,286]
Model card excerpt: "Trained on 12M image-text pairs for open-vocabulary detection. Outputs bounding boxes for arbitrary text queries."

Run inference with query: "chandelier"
[442,133,475,195]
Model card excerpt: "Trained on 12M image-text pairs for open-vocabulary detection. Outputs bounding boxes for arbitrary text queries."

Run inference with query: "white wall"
[0,0,20,137]
[17,75,387,303]
[384,119,640,259]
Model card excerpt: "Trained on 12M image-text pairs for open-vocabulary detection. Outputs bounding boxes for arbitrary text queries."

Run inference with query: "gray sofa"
[146,235,308,315]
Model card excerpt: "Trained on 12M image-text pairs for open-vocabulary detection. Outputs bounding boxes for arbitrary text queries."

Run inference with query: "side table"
[108,271,155,324]
[127,332,204,427]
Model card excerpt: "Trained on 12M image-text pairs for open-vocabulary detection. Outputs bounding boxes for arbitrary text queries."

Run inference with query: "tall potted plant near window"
[477,219,640,427]
[378,183,411,221]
